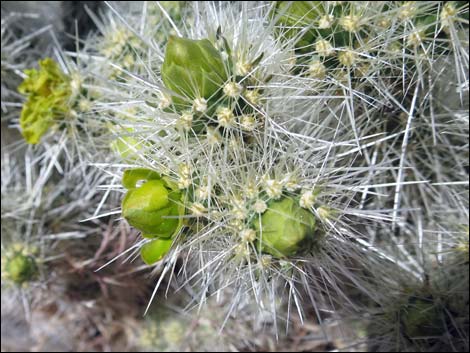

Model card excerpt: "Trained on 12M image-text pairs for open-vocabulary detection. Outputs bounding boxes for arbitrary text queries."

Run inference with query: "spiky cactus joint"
[1,1,469,351]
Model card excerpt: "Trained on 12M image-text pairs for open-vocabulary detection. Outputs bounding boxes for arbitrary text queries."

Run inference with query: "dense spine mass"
[1,1,468,351]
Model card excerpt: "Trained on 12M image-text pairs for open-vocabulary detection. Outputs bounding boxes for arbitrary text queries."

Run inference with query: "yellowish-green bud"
[110,126,141,160]
[440,2,457,28]
[176,111,193,131]
[407,30,425,47]
[299,190,316,209]
[260,254,272,268]
[159,92,173,110]
[235,59,252,76]
[192,97,207,113]
[2,250,38,285]
[399,2,418,21]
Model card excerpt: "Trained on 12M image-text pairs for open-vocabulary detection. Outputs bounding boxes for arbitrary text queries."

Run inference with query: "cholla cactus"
[84,0,468,329]
[87,0,423,324]
[1,1,469,351]
[1,150,46,286]
[365,223,469,351]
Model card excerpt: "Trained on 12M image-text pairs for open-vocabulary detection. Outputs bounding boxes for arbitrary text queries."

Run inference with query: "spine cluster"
[1,1,468,351]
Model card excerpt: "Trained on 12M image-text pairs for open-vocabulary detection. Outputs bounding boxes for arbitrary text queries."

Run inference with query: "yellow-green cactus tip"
[3,252,38,285]
[18,58,71,144]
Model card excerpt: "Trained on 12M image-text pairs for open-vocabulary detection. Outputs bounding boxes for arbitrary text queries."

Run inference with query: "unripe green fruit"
[4,253,38,285]
[253,197,316,257]
[140,238,174,265]
[122,171,184,238]
[162,36,227,111]
[122,168,186,264]
[123,179,182,237]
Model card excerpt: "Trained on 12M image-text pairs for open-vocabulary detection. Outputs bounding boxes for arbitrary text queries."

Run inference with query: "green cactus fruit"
[161,36,227,111]
[122,168,162,189]
[253,197,316,257]
[3,252,38,285]
[140,238,174,265]
[122,169,185,264]
[122,178,184,238]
